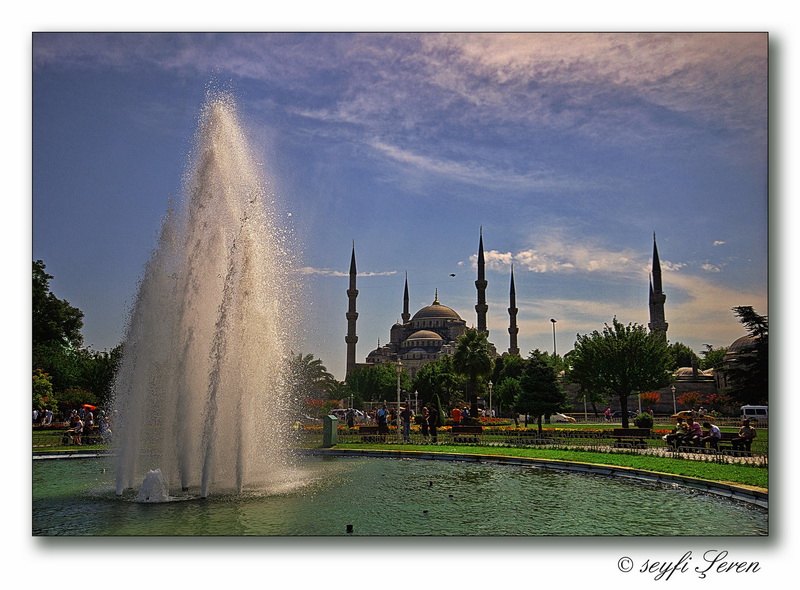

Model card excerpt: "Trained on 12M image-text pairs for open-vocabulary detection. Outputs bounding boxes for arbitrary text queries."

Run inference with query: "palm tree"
[453,328,494,417]
[288,352,335,399]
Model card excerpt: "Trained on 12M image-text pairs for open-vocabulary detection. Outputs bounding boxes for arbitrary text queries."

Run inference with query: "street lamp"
[671,384,677,414]
[488,380,493,418]
[550,319,557,356]
[414,390,418,415]
[395,360,403,441]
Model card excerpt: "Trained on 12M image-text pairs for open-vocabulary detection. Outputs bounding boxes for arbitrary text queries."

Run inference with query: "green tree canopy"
[570,318,673,427]
[724,306,768,405]
[453,328,494,416]
[516,349,566,431]
[33,260,84,349]
[287,352,336,399]
[345,363,411,403]
[412,354,464,409]
[699,344,728,371]
[668,342,698,370]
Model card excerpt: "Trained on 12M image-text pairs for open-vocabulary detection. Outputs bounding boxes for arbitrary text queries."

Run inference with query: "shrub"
[633,412,654,429]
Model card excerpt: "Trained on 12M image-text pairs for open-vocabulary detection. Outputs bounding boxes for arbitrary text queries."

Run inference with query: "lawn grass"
[331,443,769,490]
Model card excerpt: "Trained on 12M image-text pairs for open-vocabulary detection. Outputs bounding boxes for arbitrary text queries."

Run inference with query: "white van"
[740,405,768,423]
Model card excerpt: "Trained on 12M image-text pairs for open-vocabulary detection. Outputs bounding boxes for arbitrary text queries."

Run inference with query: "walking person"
[400,405,413,443]
[420,406,429,440]
[427,403,439,443]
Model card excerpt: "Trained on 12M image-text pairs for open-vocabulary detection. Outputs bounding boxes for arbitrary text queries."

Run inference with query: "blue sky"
[32,32,768,380]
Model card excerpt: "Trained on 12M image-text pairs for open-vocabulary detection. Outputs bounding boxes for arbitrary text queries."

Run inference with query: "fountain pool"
[33,456,767,536]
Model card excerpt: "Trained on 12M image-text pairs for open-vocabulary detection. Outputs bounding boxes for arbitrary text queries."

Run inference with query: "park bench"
[717,432,754,456]
[358,425,386,443]
[451,425,483,443]
[611,428,650,448]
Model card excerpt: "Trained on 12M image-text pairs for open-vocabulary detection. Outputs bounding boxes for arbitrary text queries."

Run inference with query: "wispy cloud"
[468,234,648,277]
[296,266,396,277]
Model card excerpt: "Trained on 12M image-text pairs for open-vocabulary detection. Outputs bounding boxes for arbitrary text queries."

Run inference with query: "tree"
[33,260,84,349]
[453,328,494,417]
[570,318,673,428]
[494,377,522,418]
[345,363,411,403]
[287,352,335,399]
[412,355,464,409]
[563,349,606,417]
[639,391,660,411]
[677,391,702,410]
[699,344,728,371]
[33,369,56,412]
[725,306,768,405]
[516,350,566,431]
[668,342,697,370]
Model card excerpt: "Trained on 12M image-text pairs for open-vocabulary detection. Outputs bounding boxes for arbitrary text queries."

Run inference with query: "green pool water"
[32,455,767,536]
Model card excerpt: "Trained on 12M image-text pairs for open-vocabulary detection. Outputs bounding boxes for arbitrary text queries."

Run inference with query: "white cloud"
[296,266,396,277]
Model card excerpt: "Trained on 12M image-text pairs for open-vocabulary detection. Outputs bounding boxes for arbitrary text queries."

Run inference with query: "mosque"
[345,231,669,380]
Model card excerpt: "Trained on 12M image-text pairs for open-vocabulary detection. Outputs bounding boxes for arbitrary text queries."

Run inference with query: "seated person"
[681,418,703,447]
[701,422,722,449]
[731,419,757,451]
[663,418,687,446]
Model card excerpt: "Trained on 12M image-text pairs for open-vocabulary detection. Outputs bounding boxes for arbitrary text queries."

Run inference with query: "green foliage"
[699,344,728,371]
[346,363,411,403]
[33,369,56,411]
[33,260,84,349]
[633,412,654,429]
[57,387,98,413]
[668,342,697,370]
[492,353,525,385]
[494,377,522,415]
[288,352,336,399]
[412,354,464,408]
[516,349,566,431]
[32,260,121,407]
[453,328,494,415]
[570,317,673,427]
[725,306,768,405]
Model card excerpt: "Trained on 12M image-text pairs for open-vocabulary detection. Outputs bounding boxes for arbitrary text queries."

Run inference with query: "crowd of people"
[57,408,113,446]
[663,417,757,451]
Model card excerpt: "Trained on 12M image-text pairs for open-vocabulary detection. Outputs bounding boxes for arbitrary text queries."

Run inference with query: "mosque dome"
[411,298,463,321]
[728,334,758,353]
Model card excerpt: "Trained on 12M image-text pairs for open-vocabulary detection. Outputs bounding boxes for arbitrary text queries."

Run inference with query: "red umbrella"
[81,404,97,410]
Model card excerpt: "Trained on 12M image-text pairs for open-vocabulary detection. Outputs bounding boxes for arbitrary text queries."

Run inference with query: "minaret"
[345,242,359,376]
[401,272,410,324]
[648,233,668,341]
[475,227,488,335]
[507,265,520,356]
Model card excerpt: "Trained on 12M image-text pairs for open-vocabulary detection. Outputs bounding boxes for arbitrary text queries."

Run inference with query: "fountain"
[111,91,299,500]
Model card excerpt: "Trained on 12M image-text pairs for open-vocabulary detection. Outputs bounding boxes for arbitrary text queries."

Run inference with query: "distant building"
[346,229,507,379]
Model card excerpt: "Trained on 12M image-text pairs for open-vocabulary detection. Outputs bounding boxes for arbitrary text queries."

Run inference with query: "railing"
[300,427,768,467]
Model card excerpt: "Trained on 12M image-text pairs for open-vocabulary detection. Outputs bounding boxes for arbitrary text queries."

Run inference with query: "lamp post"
[671,385,677,414]
[396,360,403,441]
[414,390,418,415]
[488,380,493,418]
[550,319,557,356]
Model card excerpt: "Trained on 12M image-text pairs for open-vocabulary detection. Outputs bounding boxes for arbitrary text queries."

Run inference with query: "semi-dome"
[411,298,462,321]
[406,330,442,341]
